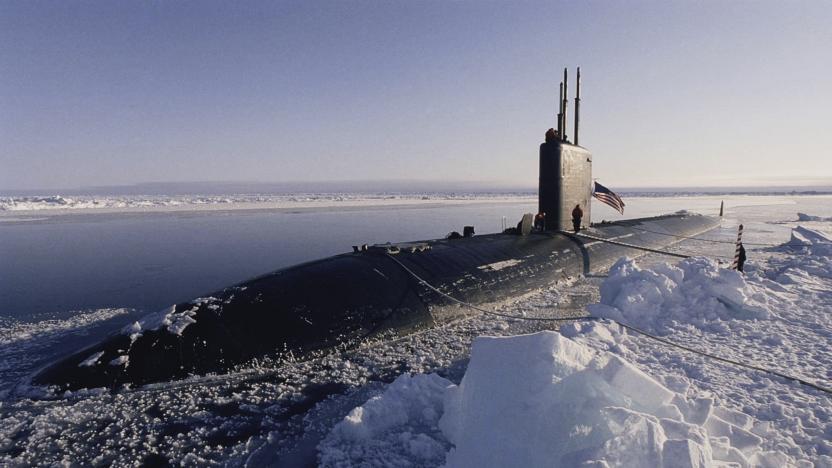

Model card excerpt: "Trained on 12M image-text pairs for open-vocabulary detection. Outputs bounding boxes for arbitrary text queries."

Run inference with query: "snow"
[588,256,772,334]
[78,351,104,368]
[797,213,832,222]
[0,308,130,396]
[318,327,793,467]
[1,198,831,466]
[0,193,538,214]
[109,355,129,366]
[477,259,523,271]
[788,226,832,252]
[1,193,823,223]
[318,373,451,466]
[126,297,218,337]
[128,305,176,333]
[315,222,832,466]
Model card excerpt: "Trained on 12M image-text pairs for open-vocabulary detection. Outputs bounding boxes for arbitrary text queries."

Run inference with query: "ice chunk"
[317,373,450,467]
[109,355,129,366]
[438,331,769,467]
[713,406,753,431]
[599,355,675,412]
[662,438,711,468]
[590,256,773,334]
[126,300,211,337]
[672,395,714,426]
[166,312,197,336]
[704,415,762,456]
[78,351,104,368]
[796,212,832,222]
[748,450,792,468]
[323,329,784,467]
[133,305,176,332]
[709,436,749,466]
[595,407,666,467]
[122,321,142,342]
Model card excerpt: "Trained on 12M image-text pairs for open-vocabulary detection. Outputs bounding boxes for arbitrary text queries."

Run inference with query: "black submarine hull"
[33,213,719,391]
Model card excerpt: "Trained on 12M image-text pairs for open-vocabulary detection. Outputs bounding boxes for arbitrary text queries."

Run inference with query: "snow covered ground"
[0,192,816,220]
[0,193,536,215]
[0,196,830,466]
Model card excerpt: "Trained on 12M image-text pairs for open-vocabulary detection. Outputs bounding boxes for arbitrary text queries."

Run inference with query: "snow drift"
[318,328,785,467]
[786,226,832,256]
[588,256,772,334]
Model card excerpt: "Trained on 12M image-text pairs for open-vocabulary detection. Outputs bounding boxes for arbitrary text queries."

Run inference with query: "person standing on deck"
[571,204,583,233]
[534,212,545,231]
[737,243,747,273]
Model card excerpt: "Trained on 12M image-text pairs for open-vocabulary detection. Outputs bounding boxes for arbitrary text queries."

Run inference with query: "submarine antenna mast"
[562,68,568,142]
[574,67,581,146]
[557,82,563,137]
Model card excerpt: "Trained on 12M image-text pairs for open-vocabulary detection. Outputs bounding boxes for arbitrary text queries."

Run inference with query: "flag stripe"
[593,182,625,214]
[593,193,623,206]
[594,195,623,210]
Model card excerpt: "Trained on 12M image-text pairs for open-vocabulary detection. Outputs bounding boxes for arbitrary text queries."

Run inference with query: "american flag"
[593,181,625,214]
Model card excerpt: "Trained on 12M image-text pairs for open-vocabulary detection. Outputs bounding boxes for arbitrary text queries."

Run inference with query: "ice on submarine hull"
[32,67,720,391]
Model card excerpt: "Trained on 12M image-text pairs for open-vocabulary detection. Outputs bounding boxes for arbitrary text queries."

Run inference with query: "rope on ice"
[386,253,832,396]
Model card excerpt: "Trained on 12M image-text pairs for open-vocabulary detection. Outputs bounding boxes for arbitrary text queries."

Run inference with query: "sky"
[1,0,831,191]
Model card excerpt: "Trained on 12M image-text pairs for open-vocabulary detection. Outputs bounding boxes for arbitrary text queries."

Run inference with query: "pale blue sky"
[2,1,831,191]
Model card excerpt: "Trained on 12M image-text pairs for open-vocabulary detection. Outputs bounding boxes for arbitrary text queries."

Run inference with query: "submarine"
[33,68,720,391]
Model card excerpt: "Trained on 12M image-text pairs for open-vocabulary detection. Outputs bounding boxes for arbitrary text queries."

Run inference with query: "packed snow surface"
[320,329,792,467]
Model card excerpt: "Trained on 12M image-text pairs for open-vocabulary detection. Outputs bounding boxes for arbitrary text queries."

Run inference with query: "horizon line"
[2,178,832,196]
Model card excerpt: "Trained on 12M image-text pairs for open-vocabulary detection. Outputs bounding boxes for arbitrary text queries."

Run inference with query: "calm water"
[1,202,538,321]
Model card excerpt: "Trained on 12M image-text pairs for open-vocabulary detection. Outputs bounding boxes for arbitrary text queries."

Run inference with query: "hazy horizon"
[2,1,831,191]
[2,178,831,197]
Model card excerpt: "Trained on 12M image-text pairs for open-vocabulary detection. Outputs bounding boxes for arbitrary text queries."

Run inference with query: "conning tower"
[539,67,592,231]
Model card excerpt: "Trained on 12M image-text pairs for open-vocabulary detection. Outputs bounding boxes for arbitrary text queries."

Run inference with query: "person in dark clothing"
[737,243,747,272]
[534,212,546,231]
[571,204,583,233]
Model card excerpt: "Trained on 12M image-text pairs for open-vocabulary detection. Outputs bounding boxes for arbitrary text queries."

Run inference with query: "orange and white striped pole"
[730,224,744,270]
